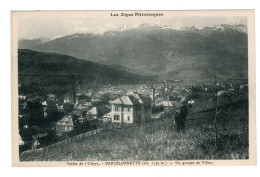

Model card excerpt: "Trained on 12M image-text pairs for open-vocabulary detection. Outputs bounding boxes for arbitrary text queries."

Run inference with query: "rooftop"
[110,92,152,106]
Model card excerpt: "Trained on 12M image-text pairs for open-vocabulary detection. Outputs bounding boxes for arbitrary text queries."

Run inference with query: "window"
[127,116,130,121]
[114,115,120,121]
[115,106,119,111]
[60,126,66,130]
[127,107,130,112]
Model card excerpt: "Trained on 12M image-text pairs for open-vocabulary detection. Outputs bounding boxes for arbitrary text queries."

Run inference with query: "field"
[20,98,248,161]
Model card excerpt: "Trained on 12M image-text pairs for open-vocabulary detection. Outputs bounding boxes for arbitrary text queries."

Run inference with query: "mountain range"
[18,23,248,82]
[19,37,51,49]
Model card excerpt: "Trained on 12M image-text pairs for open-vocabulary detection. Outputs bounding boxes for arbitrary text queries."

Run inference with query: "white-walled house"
[110,92,152,126]
[102,112,112,122]
[55,115,74,136]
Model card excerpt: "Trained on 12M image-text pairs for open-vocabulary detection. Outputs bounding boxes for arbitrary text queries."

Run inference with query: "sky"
[17,11,247,39]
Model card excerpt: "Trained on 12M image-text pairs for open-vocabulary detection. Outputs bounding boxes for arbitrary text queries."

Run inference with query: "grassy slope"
[20,100,248,161]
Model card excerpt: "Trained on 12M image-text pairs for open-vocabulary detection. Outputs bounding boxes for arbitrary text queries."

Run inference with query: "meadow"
[20,99,248,161]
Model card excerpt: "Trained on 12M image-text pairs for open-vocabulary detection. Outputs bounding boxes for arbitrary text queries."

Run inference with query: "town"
[18,79,248,154]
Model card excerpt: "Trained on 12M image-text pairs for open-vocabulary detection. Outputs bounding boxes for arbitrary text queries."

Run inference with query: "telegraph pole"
[214,76,218,148]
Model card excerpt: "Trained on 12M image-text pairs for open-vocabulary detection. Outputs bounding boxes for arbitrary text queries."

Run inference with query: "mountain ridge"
[19,23,248,81]
[18,49,154,96]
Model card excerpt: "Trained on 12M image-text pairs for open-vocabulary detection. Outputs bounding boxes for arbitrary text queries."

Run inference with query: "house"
[76,94,92,105]
[85,101,92,106]
[23,124,29,129]
[55,115,74,136]
[63,92,76,104]
[64,94,70,103]
[31,133,49,149]
[72,109,83,117]
[42,101,47,118]
[85,105,110,119]
[47,94,56,101]
[110,92,152,126]
[217,90,228,97]
[188,100,195,104]
[76,104,90,110]
[156,101,175,109]
[102,112,112,122]
[90,97,101,103]
[19,134,25,146]
[18,95,26,100]
[86,107,99,119]
[240,84,248,90]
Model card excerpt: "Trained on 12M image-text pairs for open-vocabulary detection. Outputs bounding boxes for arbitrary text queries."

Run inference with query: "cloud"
[73,21,90,33]
[18,14,247,39]
[170,21,183,29]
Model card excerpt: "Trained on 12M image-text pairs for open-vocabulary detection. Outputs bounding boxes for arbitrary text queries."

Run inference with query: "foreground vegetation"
[20,100,248,161]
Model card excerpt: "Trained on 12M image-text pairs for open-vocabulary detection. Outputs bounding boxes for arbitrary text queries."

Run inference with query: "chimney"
[152,82,155,106]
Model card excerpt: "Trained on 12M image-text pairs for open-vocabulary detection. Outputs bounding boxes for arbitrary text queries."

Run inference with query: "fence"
[21,128,104,156]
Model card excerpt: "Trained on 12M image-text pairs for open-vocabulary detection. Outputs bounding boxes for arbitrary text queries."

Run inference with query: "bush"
[152,105,164,113]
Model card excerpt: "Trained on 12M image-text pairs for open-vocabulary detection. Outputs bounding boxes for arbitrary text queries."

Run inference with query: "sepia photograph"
[11,10,256,166]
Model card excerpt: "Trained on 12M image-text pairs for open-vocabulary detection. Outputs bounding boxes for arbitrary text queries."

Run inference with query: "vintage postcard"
[11,10,256,167]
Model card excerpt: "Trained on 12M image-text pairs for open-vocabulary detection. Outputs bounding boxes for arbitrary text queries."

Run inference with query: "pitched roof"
[56,116,74,126]
[33,135,52,145]
[87,107,97,115]
[111,92,152,106]
[110,98,123,104]
[102,111,111,117]
[42,101,47,106]
[127,92,143,104]
[128,96,140,105]
[86,105,110,117]
[32,133,48,139]
[159,101,174,107]
[138,94,152,104]
[120,96,133,105]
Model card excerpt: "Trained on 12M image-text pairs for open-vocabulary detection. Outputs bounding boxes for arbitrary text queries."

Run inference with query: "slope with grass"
[20,99,248,161]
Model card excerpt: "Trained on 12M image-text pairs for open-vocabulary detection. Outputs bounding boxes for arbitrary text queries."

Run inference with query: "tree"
[18,116,29,129]
[19,127,36,143]
[63,103,74,115]
[46,100,58,121]
[19,98,28,115]
[152,105,164,113]
[26,99,44,126]
[100,93,111,104]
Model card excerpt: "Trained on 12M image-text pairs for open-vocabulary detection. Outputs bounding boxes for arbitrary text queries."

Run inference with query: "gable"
[110,98,123,105]
[87,107,98,115]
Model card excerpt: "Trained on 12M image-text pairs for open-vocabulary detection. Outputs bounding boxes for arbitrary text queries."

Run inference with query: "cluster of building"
[18,89,155,150]
[18,79,248,151]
